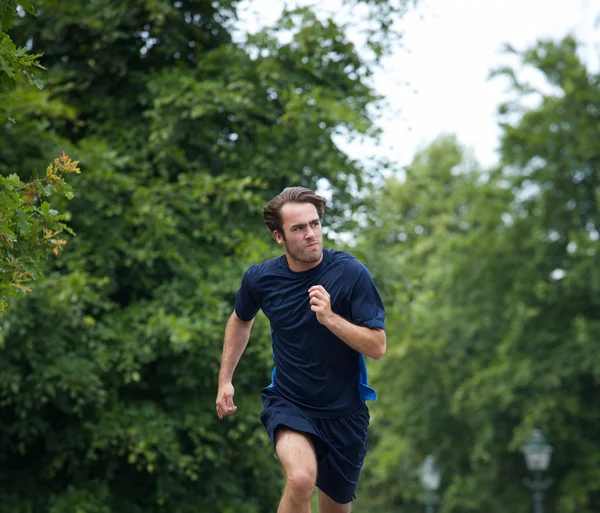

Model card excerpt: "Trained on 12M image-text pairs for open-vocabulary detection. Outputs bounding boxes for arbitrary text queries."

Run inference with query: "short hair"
[263,186,326,234]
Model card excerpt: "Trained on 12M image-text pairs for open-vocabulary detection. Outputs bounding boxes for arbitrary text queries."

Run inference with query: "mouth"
[306,242,319,249]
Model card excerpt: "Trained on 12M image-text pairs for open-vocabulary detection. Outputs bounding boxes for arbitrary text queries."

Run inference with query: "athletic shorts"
[259,386,370,504]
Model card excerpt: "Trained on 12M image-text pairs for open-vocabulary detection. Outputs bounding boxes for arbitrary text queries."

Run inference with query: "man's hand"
[309,285,336,326]
[216,382,237,419]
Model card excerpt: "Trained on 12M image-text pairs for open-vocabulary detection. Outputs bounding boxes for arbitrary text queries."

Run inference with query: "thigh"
[260,387,331,464]
[319,489,352,513]
[275,427,318,477]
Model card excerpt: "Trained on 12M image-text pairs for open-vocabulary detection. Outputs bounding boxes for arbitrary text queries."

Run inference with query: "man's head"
[263,187,326,268]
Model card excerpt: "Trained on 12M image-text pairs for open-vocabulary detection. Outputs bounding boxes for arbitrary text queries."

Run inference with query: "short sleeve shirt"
[235,248,385,418]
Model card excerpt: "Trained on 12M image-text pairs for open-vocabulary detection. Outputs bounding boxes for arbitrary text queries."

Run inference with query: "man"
[216,186,386,513]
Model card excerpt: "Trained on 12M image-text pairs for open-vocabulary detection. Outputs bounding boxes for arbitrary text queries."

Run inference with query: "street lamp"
[419,455,441,513]
[522,429,553,513]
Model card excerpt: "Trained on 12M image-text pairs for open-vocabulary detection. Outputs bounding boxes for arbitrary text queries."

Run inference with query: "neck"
[285,252,323,273]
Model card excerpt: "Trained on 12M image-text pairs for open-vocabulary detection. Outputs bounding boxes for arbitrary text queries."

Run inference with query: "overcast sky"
[237,0,599,170]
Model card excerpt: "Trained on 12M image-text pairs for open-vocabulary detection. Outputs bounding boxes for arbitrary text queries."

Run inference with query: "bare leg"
[275,428,318,513]
[319,490,352,513]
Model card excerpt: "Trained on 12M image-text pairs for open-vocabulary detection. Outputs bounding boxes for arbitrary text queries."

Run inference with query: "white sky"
[237,0,600,170]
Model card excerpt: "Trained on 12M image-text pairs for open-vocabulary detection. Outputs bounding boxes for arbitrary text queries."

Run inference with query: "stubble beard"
[286,241,322,264]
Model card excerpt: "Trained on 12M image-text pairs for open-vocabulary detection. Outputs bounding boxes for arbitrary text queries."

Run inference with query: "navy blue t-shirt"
[234,248,385,418]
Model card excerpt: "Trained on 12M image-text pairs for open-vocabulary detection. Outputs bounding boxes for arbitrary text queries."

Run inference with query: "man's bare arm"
[216,311,254,419]
[309,285,386,360]
[322,314,386,360]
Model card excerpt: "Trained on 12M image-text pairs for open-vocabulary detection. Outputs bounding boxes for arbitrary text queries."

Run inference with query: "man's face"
[275,202,323,265]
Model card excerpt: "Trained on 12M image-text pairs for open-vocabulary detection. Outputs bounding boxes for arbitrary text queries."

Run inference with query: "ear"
[273,230,284,246]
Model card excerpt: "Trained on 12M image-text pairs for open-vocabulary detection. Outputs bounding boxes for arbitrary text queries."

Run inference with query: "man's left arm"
[309,285,386,360]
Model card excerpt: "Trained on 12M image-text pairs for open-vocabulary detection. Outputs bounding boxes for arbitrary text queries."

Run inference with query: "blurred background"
[1,0,599,511]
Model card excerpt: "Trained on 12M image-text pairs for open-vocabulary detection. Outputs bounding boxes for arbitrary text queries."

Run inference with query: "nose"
[305,226,316,239]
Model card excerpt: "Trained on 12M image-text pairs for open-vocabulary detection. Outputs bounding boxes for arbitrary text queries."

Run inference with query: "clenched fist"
[309,285,335,326]
[216,382,237,419]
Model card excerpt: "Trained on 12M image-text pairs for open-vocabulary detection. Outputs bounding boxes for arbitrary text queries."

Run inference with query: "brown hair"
[263,186,326,235]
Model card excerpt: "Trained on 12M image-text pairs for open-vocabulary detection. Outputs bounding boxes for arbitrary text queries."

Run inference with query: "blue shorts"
[259,386,370,504]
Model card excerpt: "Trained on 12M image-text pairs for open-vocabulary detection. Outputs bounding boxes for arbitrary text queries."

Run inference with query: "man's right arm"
[215,310,254,419]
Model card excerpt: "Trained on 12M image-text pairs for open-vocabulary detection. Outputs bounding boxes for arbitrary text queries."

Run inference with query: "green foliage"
[0,1,80,311]
[0,0,43,120]
[0,0,414,511]
[0,153,80,312]
[354,36,600,513]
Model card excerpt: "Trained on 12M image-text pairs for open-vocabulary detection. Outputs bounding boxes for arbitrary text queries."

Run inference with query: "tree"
[353,134,516,513]
[0,153,80,313]
[1,1,42,118]
[354,36,600,513]
[0,1,81,312]
[0,1,415,511]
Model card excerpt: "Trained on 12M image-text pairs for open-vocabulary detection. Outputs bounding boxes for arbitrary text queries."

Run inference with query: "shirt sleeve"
[349,262,386,330]
[234,265,261,321]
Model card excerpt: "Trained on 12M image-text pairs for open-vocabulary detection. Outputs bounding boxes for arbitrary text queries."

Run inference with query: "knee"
[286,468,316,500]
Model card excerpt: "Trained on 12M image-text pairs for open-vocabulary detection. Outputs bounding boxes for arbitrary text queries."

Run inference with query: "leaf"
[2,173,22,188]
[19,1,36,16]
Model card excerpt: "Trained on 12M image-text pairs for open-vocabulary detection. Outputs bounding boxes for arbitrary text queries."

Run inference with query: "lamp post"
[522,429,553,513]
[419,455,441,513]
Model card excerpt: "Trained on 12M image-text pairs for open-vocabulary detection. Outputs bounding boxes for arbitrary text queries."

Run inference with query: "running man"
[216,186,386,512]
